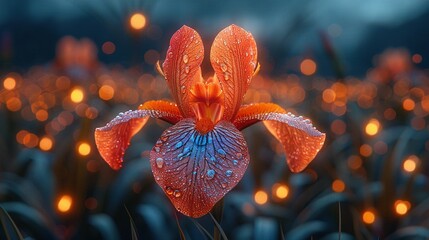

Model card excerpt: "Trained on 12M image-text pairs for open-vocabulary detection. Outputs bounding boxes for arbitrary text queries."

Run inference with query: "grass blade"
[124,206,139,240]
[174,212,186,240]
[209,213,228,240]
[0,206,24,240]
[191,219,214,240]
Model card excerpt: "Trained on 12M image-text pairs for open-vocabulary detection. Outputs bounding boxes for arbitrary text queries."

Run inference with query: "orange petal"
[95,101,182,170]
[151,118,250,217]
[162,25,204,118]
[210,24,257,120]
[234,103,325,172]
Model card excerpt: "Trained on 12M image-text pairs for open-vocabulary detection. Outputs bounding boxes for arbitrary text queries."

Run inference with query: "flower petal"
[210,24,258,120]
[95,101,182,170]
[150,118,250,218]
[234,103,325,172]
[162,25,204,117]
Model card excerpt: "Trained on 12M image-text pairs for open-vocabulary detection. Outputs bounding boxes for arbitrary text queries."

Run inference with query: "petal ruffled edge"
[162,25,204,118]
[210,24,258,121]
[94,100,183,170]
[233,103,325,172]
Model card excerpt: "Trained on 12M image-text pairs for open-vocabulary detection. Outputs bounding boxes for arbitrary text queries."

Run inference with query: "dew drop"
[175,141,183,149]
[207,169,215,179]
[233,160,238,166]
[183,54,189,63]
[236,152,243,159]
[184,66,190,74]
[168,51,173,58]
[217,149,226,155]
[155,140,163,146]
[181,85,186,94]
[220,63,227,72]
[221,182,228,189]
[156,157,164,168]
[237,39,241,44]
[166,187,173,195]
[160,135,168,142]
[173,190,181,198]
[225,170,233,177]
[224,73,229,80]
[245,52,249,57]
[223,40,227,46]
[154,146,160,153]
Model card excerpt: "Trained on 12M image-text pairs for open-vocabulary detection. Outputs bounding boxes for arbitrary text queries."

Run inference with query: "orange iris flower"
[95,25,325,218]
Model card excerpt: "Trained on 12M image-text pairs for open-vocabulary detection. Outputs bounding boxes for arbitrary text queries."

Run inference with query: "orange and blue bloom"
[95,25,325,218]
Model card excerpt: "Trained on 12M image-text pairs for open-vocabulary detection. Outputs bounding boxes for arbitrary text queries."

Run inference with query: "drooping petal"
[150,118,250,218]
[210,24,258,120]
[95,100,183,170]
[162,25,204,117]
[233,103,325,173]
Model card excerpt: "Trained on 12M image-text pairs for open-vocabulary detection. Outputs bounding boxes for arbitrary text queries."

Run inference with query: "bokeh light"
[102,41,116,55]
[77,142,91,156]
[70,88,84,103]
[130,13,146,30]
[331,179,345,192]
[394,200,411,216]
[3,77,16,90]
[362,209,376,224]
[365,118,380,136]
[403,155,419,173]
[57,194,73,213]
[272,183,289,199]
[98,85,115,100]
[39,136,54,151]
[254,190,268,205]
[300,59,317,76]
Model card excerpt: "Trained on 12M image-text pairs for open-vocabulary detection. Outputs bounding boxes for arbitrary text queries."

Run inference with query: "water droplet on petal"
[183,54,189,63]
[156,157,164,168]
[160,136,168,142]
[166,187,173,195]
[226,170,233,177]
[173,190,181,198]
[221,182,228,189]
[154,146,160,153]
[220,63,227,72]
[181,85,186,94]
[207,169,215,179]
[155,140,163,146]
[217,149,226,155]
[224,73,229,80]
[223,40,227,46]
[184,66,190,74]
[236,152,243,159]
[168,51,173,58]
[245,52,249,57]
[233,160,238,166]
[175,141,183,149]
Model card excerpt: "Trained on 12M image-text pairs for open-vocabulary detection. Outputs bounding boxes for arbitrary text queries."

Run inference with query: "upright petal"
[162,25,204,117]
[95,101,183,170]
[210,24,258,120]
[150,119,250,218]
[234,103,325,172]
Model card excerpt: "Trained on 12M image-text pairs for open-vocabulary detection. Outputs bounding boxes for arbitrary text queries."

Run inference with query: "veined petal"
[95,100,183,170]
[162,25,204,117]
[150,118,250,218]
[233,103,325,173]
[210,24,258,120]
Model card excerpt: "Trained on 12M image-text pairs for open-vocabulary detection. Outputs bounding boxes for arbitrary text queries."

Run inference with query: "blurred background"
[1,0,429,239]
